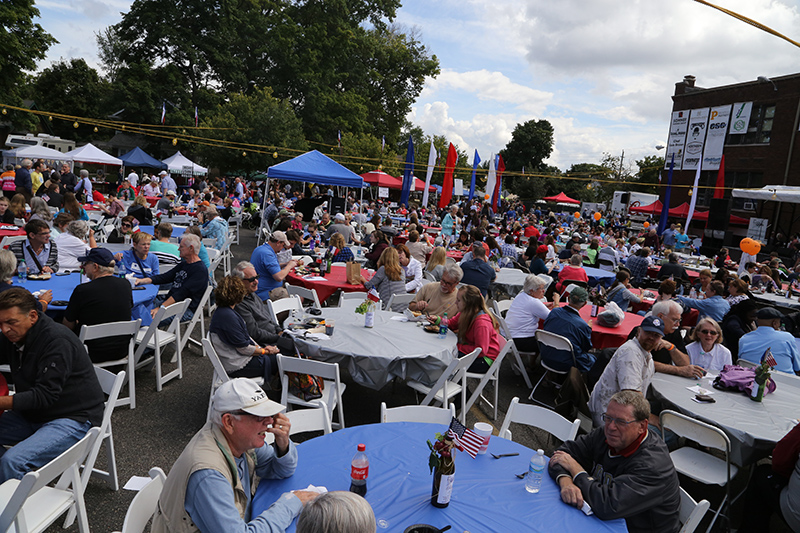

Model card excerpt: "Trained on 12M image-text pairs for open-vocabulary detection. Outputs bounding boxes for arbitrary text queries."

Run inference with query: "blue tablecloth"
[252,422,627,533]
[552,266,616,288]
[13,272,158,326]
[137,225,186,239]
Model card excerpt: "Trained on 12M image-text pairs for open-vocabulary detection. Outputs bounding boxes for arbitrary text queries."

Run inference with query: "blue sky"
[33,0,800,170]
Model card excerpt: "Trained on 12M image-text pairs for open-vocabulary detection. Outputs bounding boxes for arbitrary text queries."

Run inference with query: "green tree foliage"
[500,119,555,198]
[198,87,307,175]
[338,132,401,176]
[634,155,665,194]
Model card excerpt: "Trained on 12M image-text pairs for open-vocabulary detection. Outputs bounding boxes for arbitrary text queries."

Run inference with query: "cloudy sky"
[33,0,800,170]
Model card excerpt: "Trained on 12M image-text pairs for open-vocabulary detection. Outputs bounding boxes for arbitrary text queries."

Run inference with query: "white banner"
[378,187,389,198]
[421,143,436,207]
[729,102,753,135]
[702,104,731,171]
[665,110,689,170]
[484,156,496,202]
[453,178,464,196]
[682,107,710,171]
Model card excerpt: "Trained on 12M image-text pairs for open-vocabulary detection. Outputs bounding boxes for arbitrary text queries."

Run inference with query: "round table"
[287,307,457,390]
[576,303,643,349]
[252,422,626,533]
[751,290,800,310]
[647,265,700,282]
[137,225,186,239]
[490,268,528,298]
[12,272,158,326]
[0,226,27,240]
[285,265,369,304]
[650,371,800,465]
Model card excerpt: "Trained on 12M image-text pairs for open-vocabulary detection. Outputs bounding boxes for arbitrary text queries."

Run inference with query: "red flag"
[713,155,725,199]
[446,417,482,458]
[493,154,505,212]
[438,143,457,208]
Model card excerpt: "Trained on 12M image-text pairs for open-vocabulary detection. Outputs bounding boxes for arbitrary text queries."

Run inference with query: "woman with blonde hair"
[360,247,406,311]
[127,195,153,225]
[329,232,354,262]
[686,317,731,372]
[428,284,506,373]
[425,246,447,281]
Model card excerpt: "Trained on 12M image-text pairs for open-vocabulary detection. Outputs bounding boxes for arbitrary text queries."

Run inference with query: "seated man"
[0,288,104,483]
[149,222,181,267]
[549,391,680,533]
[135,234,209,323]
[232,261,283,346]
[556,254,589,293]
[397,243,423,293]
[645,300,705,379]
[408,263,462,316]
[459,243,496,297]
[323,212,354,244]
[625,247,650,286]
[676,280,730,322]
[541,286,595,373]
[557,242,582,261]
[199,206,229,250]
[115,231,160,278]
[657,253,688,281]
[739,307,800,374]
[151,378,318,532]
[250,231,298,300]
[9,219,59,274]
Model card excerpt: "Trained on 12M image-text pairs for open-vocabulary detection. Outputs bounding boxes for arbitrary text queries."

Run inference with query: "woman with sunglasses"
[107,215,137,243]
[685,317,731,373]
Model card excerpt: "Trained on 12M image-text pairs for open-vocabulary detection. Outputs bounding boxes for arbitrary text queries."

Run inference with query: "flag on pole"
[484,156,496,202]
[438,143,457,209]
[194,106,198,127]
[762,348,777,368]
[161,102,166,124]
[685,150,702,228]
[468,149,480,202]
[713,154,726,199]
[337,130,342,148]
[492,154,505,212]
[658,154,675,236]
[400,135,414,206]
[658,172,662,183]
[446,418,482,458]
[381,135,385,154]
[422,142,436,208]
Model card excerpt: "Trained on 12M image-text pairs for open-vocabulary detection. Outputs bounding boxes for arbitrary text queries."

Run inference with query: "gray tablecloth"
[490,268,528,298]
[650,372,800,465]
[752,291,800,310]
[287,307,457,390]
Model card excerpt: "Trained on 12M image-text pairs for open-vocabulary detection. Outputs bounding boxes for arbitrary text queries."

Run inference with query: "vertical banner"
[713,155,726,199]
[665,110,689,170]
[422,142,436,208]
[492,154,505,212]
[686,150,703,228]
[484,156,496,202]
[702,104,731,170]
[682,107,710,171]
[400,136,414,206]
[438,143,457,208]
[468,149,480,202]
[729,102,753,135]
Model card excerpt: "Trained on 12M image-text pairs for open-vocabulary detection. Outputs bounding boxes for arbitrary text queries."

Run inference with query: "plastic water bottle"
[525,449,546,493]
[438,313,448,339]
[17,260,27,282]
[349,444,369,496]
[689,287,697,299]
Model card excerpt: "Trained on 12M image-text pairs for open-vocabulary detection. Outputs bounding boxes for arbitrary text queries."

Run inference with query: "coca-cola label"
[351,465,369,480]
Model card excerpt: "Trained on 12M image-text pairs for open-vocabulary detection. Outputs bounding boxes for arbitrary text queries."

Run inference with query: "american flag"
[446,417,482,458]
[762,348,778,368]
[367,288,380,303]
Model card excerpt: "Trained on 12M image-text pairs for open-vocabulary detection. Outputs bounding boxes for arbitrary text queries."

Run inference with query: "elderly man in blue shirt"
[676,280,730,322]
[542,286,596,374]
[739,307,800,375]
[250,231,298,300]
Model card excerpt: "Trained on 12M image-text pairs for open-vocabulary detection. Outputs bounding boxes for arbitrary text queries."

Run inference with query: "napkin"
[303,276,327,281]
[391,316,408,322]
[294,484,328,494]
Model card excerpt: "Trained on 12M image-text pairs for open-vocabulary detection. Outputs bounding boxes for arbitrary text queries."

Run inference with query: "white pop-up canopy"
[3,145,72,162]
[64,143,122,166]
[162,151,208,175]
[732,185,800,204]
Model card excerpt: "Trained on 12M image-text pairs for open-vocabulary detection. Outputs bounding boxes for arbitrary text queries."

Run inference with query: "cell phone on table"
[55,272,71,276]
[132,286,146,290]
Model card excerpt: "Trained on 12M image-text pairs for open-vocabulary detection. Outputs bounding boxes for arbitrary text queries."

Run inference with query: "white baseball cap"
[271,230,291,246]
[213,378,285,417]
[159,170,168,176]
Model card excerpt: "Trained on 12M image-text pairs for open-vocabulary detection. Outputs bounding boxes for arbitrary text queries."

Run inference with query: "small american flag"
[762,348,778,368]
[446,417,482,458]
[367,288,380,303]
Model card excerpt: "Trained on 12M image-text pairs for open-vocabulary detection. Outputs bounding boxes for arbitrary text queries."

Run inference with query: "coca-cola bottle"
[349,443,369,496]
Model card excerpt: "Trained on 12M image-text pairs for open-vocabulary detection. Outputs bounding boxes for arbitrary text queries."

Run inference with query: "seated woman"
[529,244,553,275]
[425,246,447,281]
[505,274,559,352]
[329,232,354,262]
[114,231,160,278]
[107,215,137,244]
[686,317,732,372]
[28,197,52,226]
[54,220,97,271]
[428,284,506,373]
[209,276,280,383]
[583,238,600,267]
[364,230,390,270]
[297,491,376,533]
[57,192,89,221]
[726,278,751,306]
[9,194,27,222]
[127,195,154,226]
[605,270,642,311]
[360,247,406,312]
[555,254,589,293]
[752,265,779,292]
[655,278,677,302]
[452,230,471,250]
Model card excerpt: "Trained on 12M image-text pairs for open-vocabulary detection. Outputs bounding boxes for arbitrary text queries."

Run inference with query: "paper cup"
[473,422,493,454]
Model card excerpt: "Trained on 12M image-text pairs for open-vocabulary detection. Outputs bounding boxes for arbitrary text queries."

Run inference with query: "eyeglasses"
[229,410,270,423]
[698,329,719,336]
[439,278,456,287]
[242,276,258,283]
[601,413,640,427]
[36,232,51,237]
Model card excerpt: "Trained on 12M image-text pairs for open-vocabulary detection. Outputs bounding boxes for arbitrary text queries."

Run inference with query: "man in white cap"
[160,170,177,194]
[323,212,353,244]
[151,378,318,533]
[250,231,298,300]
[156,190,176,213]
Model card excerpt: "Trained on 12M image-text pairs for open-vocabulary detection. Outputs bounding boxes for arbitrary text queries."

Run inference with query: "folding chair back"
[678,486,710,533]
[136,300,190,391]
[380,402,456,425]
[465,341,512,420]
[276,354,346,429]
[181,285,214,352]
[423,270,437,282]
[286,401,332,436]
[287,285,321,309]
[267,295,303,325]
[408,349,481,424]
[490,309,533,389]
[120,468,166,533]
[498,397,580,443]
[0,235,26,249]
[386,292,414,311]
[736,358,757,369]
[492,299,512,317]
[530,330,576,408]
[81,319,141,409]
[202,336,262,420]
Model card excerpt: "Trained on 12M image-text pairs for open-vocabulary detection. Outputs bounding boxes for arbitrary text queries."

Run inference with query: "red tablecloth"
[82,204,101,211]
[420,225,441,234]
[629,288,656,314]
[647,266,700,282]
[145,196,160,207]
[285,265,369,303]
[393,235,409,246]
[0,227,27,239]
[446,250,463,260]
[624,290,699,327]
[574,303,644,349]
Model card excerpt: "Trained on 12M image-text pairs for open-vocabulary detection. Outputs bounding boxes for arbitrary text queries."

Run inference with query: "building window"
[726,104,775,145]
[724,171,762,209]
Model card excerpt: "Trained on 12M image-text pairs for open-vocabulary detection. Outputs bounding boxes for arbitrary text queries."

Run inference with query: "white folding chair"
[530,330,576,408]
[678,486,711,533]
[339,292,369,307]
[660,410,739,533]
[489,307,533,389]
[81,319,141,409]
[180,285,214,352]
[0,235,26,249]
[407,348,481,424]
[201,237,217,249]
[0,427,101,533]
[465,340,512,420]
[380,402,456,425]
[277,354,347,429]
[114,467,166,533]
[736,358,757,369]
[493,299,512,316]
[134,300,190,392]
[229,213,242,245]
[267,295,303,325]
[287,285,322,309]
[298,256,313,266]
[423,270,437,282]
[386,292,415,311]
[286,401,332,436]
[498,397,580,443]
[202,336,264,420]
[560,282,586,299]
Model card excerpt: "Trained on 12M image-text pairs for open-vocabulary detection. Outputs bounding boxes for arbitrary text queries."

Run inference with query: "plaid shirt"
[626,254,649,284]
[500,243,518,261]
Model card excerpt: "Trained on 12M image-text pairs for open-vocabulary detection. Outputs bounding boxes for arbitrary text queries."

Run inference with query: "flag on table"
[762,348,777,368]
[367,288,380,303]
[446,417,482,458]
[161,101,166,124]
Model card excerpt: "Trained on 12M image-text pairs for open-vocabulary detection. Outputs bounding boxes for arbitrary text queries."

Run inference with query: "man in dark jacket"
[14,158,33,202]
[549,390,680,533]
[232,261,282,345]
[0,287,104,483]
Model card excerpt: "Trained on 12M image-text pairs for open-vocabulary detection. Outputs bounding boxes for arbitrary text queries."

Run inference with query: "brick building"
[664,73,800,246]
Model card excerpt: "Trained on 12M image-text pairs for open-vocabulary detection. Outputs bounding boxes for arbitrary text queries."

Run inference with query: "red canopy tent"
[657,202,749,226]
[413,177,436,193]
[360,170,401,188]
[668,202,693,218]
[542,192,581,205]
[629,199,663,214]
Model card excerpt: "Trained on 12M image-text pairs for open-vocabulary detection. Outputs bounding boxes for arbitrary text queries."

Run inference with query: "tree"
[634,155,665,195]
[500,119,555,199]
[198,87,308,175]
[95,26,129,84]
[337,131,401,176]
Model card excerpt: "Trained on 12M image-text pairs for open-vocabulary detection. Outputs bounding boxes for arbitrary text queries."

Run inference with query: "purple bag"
[712,364,776,396]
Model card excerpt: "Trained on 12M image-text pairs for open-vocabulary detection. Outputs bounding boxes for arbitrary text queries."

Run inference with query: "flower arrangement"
[427,431,456,475]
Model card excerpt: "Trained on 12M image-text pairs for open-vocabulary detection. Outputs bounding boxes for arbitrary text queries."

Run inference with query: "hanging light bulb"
[93,127,98,132]
[242,151,247,157]
[48,116,53,121]
[172,138,178,146]
[273,152,278,158]
[1,109,6,115]
[378,164,383,171]
[73,121,79,128]
[687,189,693,196]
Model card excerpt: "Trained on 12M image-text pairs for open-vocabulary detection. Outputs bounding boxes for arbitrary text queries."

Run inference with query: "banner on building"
[729,102,753,135]
[682,107,710,171]
[665,110,689,170]
[702,104,731,171]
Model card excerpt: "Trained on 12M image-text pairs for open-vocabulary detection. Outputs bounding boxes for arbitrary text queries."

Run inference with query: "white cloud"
[424,69,552,114]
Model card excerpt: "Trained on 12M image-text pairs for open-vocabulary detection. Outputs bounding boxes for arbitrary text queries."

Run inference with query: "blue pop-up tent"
[119,147,167,169]
[266,150,363,188]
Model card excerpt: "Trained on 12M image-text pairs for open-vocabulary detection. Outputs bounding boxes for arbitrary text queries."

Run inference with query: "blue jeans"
[0,410,92,483]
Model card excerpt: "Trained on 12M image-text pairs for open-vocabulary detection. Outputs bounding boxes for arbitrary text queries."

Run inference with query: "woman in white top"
[54,220,98,271]
[686,317,732,373]
[505,274,559,352]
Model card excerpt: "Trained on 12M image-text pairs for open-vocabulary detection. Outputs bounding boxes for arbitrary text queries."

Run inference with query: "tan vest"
[152,422,260,533]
